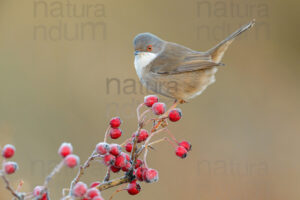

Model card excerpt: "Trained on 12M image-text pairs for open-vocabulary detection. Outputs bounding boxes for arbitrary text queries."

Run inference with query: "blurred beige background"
[0,0,299,199]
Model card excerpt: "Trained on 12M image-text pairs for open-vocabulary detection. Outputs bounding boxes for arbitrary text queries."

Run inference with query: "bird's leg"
[178,99,186,104]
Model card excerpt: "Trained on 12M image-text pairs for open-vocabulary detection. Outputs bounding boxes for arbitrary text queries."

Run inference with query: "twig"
[160,100,179,119]
[120,138,131,147]
[97,176,129,191]
[0,171,21,199]
[166,129,179,144]
[68,151,97,195]
[109,185,126,200]
[143,127,168,168]
[103,167,111,182]
[103,126,111,143]
[44,160,64,187]
[136,103,144,122]
[16,180,24,193]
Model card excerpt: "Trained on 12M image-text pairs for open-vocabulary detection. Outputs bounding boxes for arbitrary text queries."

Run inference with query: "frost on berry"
[127,181,141,195]
[109,117,122,128]
[175,146,188,158]
[103,154,116,166]
[96,142,110,155]
[109,128,122,139]
[168,108,182,122]
[64,154,80,168]
[33,186,48,200]
[58,143,73,158]
[152,102,166,115]
[144,95,158,107]
[2,144,15,159]
[179,141,192,151]
[86,188,101,199]
[109,144,122,156]
[72,182,87,197]
[144,168,159,183]
[4,161,18,174]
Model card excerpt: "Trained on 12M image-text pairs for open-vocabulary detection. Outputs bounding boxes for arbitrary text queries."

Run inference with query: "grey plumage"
[133,20,255,101]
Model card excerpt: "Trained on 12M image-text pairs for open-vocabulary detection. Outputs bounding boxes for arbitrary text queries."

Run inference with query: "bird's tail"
[207,19,255,63]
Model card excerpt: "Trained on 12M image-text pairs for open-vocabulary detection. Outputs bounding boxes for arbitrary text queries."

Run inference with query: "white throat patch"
[134,52,157,79]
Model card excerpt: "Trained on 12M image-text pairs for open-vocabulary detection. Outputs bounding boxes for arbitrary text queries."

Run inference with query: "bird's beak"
[134,50,140,56]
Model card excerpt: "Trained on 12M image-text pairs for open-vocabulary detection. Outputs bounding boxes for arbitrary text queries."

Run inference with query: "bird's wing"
[149,42,223,75]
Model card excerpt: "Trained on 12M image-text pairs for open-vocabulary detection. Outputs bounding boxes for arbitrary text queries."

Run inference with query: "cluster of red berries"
[1,95,192,200]
[144,95,191,158]
[72,182,104,200]
[144,95,182,122]
[175,141,192,158]
[1,144,18,175]
[30,143,80,200]
[109,117,122,139]
[58,142,80,168]
[96,142,133,172]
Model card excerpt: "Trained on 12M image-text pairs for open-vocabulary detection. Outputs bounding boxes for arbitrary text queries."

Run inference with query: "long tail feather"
[207,19,255,63]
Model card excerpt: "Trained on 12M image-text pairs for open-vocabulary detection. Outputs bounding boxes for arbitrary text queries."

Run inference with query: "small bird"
[133,20,255,104]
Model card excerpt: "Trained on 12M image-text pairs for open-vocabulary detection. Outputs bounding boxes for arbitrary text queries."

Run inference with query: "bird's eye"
[147,45,152,52]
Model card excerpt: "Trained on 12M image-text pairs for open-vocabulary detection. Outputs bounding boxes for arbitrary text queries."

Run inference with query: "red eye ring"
[147,45,152,52]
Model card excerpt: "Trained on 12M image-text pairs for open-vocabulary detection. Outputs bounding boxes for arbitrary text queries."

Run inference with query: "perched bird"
[133,20,255,104]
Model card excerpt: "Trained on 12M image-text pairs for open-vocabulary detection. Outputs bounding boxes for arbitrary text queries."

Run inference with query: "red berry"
[64,154,80,168]
[33,186,48,200]
[58,143,73,158]
[152,102,166,115]
[175,146,188,158]
[86,188,101,199]
[110,128,122,139]
[96,142,110,155]
[144,168,159,183]
[138,129,149,142]
[133,129,149,143]
[127,181,141,195]
[33,186,43,196]
[114,154,126,168]
[122,161,131,172]
[109,144,122,156]
[4,161,18,174]
[110,117,122,128]
[110,165,121,173]
[135,167,145,181]
[2,144,15,159]
[103,154,115,166]
[90,181,101,188]
[144,95,158,107]
[179,141,192,151]
[125,143,133,152]
[168,108,182,122]
[72,182,87,197]
[121,152,130,161]
[135,159,143,169]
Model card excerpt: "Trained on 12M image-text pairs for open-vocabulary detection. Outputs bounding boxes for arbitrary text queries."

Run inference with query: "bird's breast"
[134,52,157,79]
